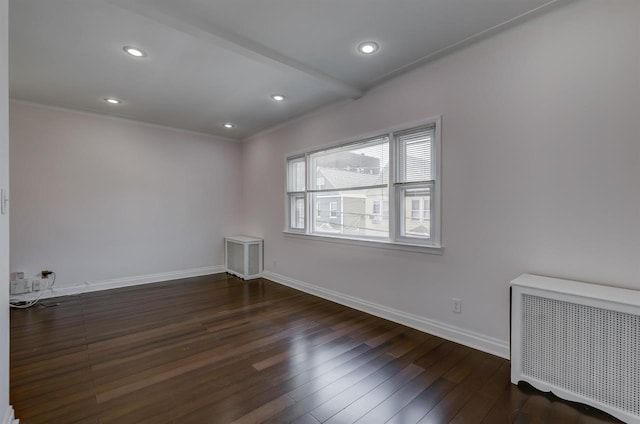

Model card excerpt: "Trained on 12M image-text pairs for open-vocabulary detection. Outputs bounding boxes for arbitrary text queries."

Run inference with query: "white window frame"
[286,155,306,233]
[393,121,440,247]
[284,116,442,254]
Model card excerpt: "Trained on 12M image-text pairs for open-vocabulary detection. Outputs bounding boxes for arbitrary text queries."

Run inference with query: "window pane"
[372,200,381,215]
[397,126,434,183]
[422,199,430,221]
[310,137,389,190]
[287,157,305,192]
[289,194,305,230]
[410,199,420,221]
[402,186,431,239]
[329,201,337,218]
[312,187,388,238]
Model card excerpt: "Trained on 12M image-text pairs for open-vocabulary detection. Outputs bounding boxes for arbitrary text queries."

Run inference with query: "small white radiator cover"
[225,236,263,280]
[511,274,640,424]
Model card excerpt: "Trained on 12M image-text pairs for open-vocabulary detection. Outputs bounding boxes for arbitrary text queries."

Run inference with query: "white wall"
[242,0,640,355]
[0,0,11,421]
[10,101,242,290]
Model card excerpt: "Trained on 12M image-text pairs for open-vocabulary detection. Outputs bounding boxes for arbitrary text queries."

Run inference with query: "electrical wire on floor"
[9,272,56,309]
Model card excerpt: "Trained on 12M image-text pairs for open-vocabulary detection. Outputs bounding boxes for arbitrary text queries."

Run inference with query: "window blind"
[397,125,434,183]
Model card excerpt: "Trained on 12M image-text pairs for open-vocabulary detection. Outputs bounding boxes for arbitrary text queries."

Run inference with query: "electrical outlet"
[10,279,32,295]
[32,279,43,291]
[452,298,462,314]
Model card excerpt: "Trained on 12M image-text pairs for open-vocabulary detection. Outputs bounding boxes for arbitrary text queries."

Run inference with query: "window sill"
[282,231,443,255]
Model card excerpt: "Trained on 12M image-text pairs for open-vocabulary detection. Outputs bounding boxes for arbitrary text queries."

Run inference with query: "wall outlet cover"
[10,279,32,295]
[453,298,462,314]
[32,279,43,291]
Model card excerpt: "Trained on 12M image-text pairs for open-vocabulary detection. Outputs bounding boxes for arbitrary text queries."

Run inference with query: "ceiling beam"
[106,0,364,99]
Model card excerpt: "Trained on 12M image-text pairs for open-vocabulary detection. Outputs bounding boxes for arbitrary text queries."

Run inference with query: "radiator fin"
[522,294,640,415]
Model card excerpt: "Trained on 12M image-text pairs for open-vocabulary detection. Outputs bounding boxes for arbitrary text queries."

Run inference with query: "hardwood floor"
[10,274,621,424]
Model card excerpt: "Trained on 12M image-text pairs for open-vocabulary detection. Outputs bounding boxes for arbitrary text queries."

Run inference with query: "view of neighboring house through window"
[310,136,389,238]
[286,119,440,248]
[329,201,338,218]
[409,198,430,222]
[372,200,381,219]
[410,199,420,221]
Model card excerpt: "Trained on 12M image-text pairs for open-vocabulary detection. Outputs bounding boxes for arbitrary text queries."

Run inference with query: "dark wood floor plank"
[292,413,322,424]
[10,274,623,424]
[448,362,511,424]
[416,353,504,424]
[260,344,396,424]
[384,344,474,424]
[309,339,445,422]
[95,318,321,404]
[480,383,533,424]
[324,363,424,424]
[167,342,376,421]
[355,349,474,424]
[229,394,295,424]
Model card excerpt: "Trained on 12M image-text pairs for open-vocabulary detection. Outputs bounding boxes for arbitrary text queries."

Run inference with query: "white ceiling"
[9,0,570,140]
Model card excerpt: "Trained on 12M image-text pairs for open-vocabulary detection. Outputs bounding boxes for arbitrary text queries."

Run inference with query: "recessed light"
[104,97,122,105]
[223,123,235,129]
[271,94,285,102]
[123,46,147,58]
[357,41,379,55]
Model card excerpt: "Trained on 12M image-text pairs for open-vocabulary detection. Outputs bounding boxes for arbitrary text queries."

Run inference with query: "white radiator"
[225,236,263,280]
[511,274,640,424]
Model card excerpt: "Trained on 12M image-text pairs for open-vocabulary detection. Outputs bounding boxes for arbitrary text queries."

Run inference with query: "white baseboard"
[2,406,18,424]
[10,266,225,301]
[263,271,510,359]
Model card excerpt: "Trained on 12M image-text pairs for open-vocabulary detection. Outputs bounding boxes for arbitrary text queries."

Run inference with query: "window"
[409,198,430,223]
[286,157,306,232]
[329,201,338,218]
[310,135,389,237]
[403,187,431,238]
[395,125,437,243]
[372,200,381,216]
[285,118,440,249]
[410,199,420,222]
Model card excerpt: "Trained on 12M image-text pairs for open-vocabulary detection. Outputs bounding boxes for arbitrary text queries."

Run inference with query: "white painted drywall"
[241,0,640,347]
[10,101,242,289]
[0,0,10,421]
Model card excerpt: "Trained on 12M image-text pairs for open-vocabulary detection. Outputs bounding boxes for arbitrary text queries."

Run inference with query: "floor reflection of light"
[291,335,311,374]
[287,332,347,382]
